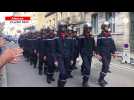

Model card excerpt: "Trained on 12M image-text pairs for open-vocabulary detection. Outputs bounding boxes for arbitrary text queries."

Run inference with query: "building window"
[91,13,98,34]
[105,12,115,33]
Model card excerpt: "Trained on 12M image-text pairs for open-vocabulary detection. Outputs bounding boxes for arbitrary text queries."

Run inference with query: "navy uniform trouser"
[46,55,55,78]
[23,48,27,58]
[81,54,92,81]
[32,52,38,67]
[72,52,79,69]
[24,49,30,62]
[100,53,111,74]
[58,56,72,82]
[29,50,34,64]
[38,54,47,72]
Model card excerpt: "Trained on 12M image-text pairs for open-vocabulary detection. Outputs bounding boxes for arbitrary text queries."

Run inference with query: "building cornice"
[45,12,56,17]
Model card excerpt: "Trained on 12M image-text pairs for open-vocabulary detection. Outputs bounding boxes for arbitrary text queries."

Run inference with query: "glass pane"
[91,14,98,34]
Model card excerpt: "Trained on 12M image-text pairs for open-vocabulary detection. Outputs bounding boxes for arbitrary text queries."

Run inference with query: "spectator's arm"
[0,48,23,70]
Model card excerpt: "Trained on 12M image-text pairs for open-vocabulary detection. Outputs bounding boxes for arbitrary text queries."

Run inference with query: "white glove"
[43,56,46,61]
[95,54,102,61]
[70,60,73,65]
[54,61,58,66]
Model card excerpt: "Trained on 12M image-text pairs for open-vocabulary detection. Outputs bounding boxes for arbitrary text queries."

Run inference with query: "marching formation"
[18,21,117,87]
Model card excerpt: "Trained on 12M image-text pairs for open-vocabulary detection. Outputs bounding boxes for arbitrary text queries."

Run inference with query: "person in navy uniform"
[27,31,36,68]
[31,31,39,68]
[37,29,48,75]
[55,21,74,87]
[78,23,96,87]
[24,32,31,63]
[65,26,74,78]
[44,27,57,84]
[18,34,25,56]
[27,32,35,66]
[96,21,117,87]
[71,27,79,70]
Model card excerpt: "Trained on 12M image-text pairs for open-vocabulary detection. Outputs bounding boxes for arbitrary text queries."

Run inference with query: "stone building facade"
[44,12,134,54]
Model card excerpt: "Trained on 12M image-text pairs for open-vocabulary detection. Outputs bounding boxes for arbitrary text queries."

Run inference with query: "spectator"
[0,48,23,70]
[0,35,23,70]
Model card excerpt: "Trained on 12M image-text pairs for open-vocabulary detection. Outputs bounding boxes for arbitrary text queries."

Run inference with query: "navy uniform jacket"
[25,36,33,52]
[34,37,40,53]
[78,35,96,57]
[18,35,23,48]
[55,36,74,60]
[22,37,28,50]
[45,36,57,61]
[96,33,116,56]
[36,37,42,54]
[18,35,26,49]
[39,37,47,56]
[26,38,34,53]
[29,37,39,53]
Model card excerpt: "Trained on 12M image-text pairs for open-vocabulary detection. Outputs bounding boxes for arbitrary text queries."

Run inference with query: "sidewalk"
[131,53,134,59]
[0,66,7,87]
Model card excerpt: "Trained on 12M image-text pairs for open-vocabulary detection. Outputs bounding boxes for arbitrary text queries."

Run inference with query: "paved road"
[6,42,134,87]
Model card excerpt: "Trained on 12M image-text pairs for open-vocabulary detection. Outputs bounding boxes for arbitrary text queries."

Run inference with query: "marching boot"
[57,80,66,87]
[51,76,55,81]
[98,72,108,87]
[66,71,73,79]
[47,76,52,84]
[38,69,42,75]
[82,80,89,87]
[107,70,111,73]
[33,65,36,68]
[82,76,89,87]
[44,65,47,75]
[72,66,78,70]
